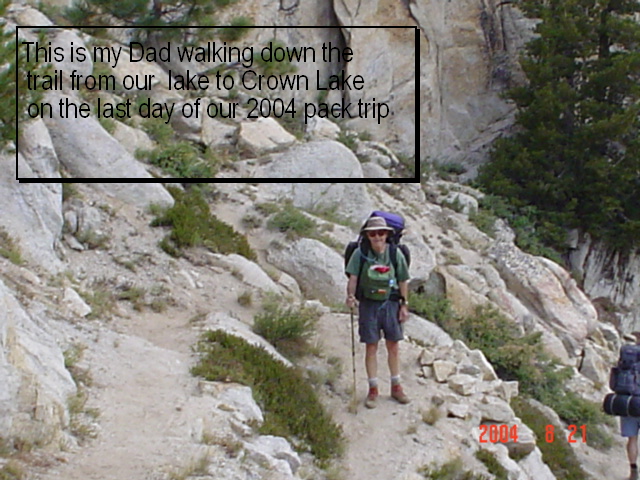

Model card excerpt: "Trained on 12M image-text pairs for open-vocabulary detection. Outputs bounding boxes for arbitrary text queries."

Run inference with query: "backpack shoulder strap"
[354,243,369,300]
[389,243,399,273]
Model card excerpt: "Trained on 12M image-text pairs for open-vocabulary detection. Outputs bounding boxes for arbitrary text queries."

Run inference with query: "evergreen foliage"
[67,0,220,40]
[479,0,640,251]
[66,0,249,45]
[151,187,256,260]
[0,0,44,150]
[191,329,344,462]
[252,294,319,358]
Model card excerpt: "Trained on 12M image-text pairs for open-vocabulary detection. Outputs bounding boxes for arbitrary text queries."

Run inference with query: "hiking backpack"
[609,344,640,395]
[343,211,411,300]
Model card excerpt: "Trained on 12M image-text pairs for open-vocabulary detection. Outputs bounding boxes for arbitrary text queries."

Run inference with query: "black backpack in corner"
[603,344,640,417]
[609,344,640,395]
[343,211,411,300]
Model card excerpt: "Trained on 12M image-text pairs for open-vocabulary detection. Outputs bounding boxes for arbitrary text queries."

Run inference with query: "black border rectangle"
[16,25,419,183]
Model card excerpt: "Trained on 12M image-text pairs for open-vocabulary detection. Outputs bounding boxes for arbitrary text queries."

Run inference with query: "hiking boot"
[630,466,638,480]
[391,384,410,404]
[365,387,379,409]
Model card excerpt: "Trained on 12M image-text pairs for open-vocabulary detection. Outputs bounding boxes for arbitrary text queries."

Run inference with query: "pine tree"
[479,0,640,250]
[0,0,44,150]
[66,0,238,43]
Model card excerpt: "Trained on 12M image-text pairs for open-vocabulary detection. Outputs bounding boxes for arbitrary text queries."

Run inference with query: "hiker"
[622,331,640,480]
[345,215,410,408]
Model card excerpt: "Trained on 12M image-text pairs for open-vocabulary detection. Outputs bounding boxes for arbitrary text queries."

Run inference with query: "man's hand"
[346,294,357,309]
[399,304,409,323]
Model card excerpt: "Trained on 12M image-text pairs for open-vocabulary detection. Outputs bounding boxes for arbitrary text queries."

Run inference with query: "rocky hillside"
[0,179,632,480]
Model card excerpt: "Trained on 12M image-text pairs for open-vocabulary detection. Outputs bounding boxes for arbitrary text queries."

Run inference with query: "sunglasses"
[367,230,389,237]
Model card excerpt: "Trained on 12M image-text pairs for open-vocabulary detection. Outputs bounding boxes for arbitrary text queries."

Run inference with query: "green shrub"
[472,195,564,263]
[253,294,319,357]
[418,457,487,480]
[0,461,24,480]
[191,330,343,462]
[474,450,507,480]
[80,278,116,320]
[0,227,23,265]
[410,294,454,326]
[435,162,467,180]
[468,208,497,237]
[540,390,613,450]
[141,142,216,178]
[152,187,256,260]
[117,286,146,311]
[75,228,110,250]
[512,398,588,480]
[336,130,357,151]
[140,114,174,144]
[267,203,317,239]
[255,202,281,216]
[237,290,252,307]
[218,16,253,41]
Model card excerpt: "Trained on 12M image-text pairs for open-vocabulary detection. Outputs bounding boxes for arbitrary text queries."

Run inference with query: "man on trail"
[345,216,410,408]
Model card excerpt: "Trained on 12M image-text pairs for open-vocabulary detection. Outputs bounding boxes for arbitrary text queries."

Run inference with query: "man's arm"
[346,274,358,308]
[399,280,409,322]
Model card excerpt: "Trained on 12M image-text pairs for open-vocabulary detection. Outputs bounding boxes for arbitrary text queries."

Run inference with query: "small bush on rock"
[191,330,343,463]
[152,187,256,260]
[253,294,319,358]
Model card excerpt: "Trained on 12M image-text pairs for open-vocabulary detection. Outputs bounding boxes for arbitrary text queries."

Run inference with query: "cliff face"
[569,235,640,332]
[211,0,534,168]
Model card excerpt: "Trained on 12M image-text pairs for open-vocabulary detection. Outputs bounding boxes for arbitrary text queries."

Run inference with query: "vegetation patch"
[218,16,253,42]
[512,397,588,480]
[474,450,507,480]
[252,294,319,358]
[191,330,343,463]
[267,203,318,239]
[469,195,563,263]
[139,142,218,179]
[0,228,23,265]
[0,461,24,480]
[152,187,256,260]
[418,457,488,480]
[264,202,341,250]
[64,343,100,444]
[80,278,117,320]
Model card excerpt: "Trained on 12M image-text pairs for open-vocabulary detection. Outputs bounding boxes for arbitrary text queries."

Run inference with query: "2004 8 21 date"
[479,424,587,444]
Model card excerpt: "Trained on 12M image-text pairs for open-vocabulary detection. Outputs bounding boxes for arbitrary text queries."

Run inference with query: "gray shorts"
[358,299,403,344]
[621,416,640,437]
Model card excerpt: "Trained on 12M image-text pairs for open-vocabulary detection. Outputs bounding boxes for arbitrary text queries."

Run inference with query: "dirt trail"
[33,310,201,480]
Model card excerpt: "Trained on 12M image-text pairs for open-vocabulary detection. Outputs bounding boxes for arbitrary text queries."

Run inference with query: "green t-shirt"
[346,245,409,301]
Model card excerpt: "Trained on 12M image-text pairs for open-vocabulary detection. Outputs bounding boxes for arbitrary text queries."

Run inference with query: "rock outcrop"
[0,277,76,447]
[569,235,640,332]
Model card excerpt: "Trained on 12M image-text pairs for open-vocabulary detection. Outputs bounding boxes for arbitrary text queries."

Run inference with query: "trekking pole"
[349,307,358,414]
